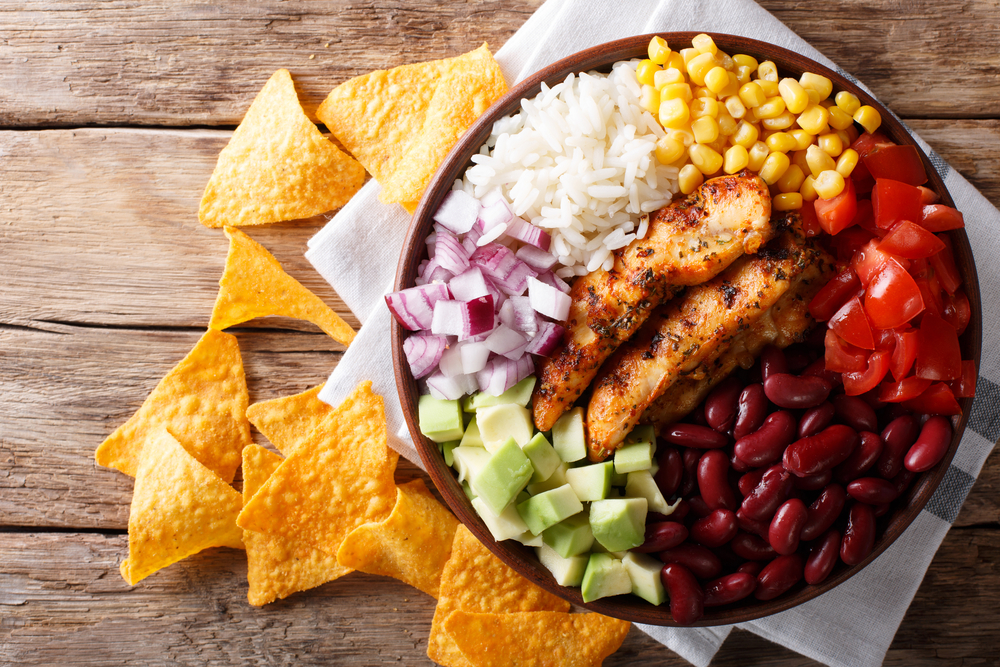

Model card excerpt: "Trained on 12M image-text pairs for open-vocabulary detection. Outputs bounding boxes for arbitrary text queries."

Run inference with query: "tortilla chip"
[199,69,364,228]
[245,384,328,457]
[241,445,349,606]
[95,329,251,481]
[428,525,570,667]
[236,381,399,557]
[121,429,244,585]
[209,227,355,346]
[444,611,631,667]
[337,479,459,599]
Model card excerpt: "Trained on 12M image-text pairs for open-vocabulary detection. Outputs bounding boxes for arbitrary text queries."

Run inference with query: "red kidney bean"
[688,495,712,518]
[783,425,859,477]
[760,345,788,382]
[834,431,884,483]
[764,373,833,409]
[690,402,709,426]
[680,448,701,497]
[730,531,778,561]
[662,564,705,625]
[698,450,737,511]
[738,468,767,497]
[800,484,847,542]
[847,477,899,505]
[668,499,691,523]
[872,502,892,518]
[860,387,886,410]
[768,498,808,556]
[878,415,920,479]
[706,376,743,433]
[880,403,912,426]
[741,465,793,521]
[733,383,769,440]
[832,394,879,433]
[658,544,723,580]
[703,572,757,606]
[691,509,738,548]
[793,469,832,491]
[802,358,842,386]
[804,529,841,585]
[784,345,815,373]
[738,561,764,577]
[730,451,751,473]
[634,521,689,553]
[891,469,916,498]
[655,447,683,498]
[755,553,804,601]
[905,416,954,472]
[734,410,797,467]
[798,402,835,438]
[840,502,876,566]
[736,507,771,539]
[664,423,730,449]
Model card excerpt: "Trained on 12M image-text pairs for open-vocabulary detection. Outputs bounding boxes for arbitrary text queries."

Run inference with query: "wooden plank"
[2,528,997,665]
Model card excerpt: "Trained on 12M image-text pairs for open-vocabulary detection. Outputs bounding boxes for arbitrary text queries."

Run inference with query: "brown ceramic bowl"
[392,33,982,626]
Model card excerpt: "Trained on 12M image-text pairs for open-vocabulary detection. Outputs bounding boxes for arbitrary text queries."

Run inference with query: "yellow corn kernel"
[759,151,791,185]
[636,59,660,86]
[723,144,750,174]
[777,164,806,193]
[843,125,860,145]
[654,67,686,89]
[752,96,786,120]
[854,105,882,134]
[732,120,760,148]
[806,144,837,177]
[667,52,687,71]
[718,71,740,97]
[806,88,823,105]
[687,52,719,86]
[693,86,718,99]
[679,164,704,194]
[724,95,747,120]
[735,64,754,85]
[766,131,797,153]
[689,143,724,174]
[819,98,836,109]
[692,116,720,144]
[800,72,833,100]
[717,112,738,136]
[814,169,846,199]
[659,98,691,128]
[640,85,661,114]
[680,47,699,65]
[692,33,718,55]
[776,78,808,115]
[761,111,797,130]
[747,140,770,172]
[797,104,829,135]
[791,148,810,174]
[758,60,779,82]
[835,91,861,116]
[733,54,758,71]
[756,79,779,98]
[773,192,804,211]
[716,51,735,71]
[648,36,671,64]
[739,81,766,107]
[661,82,693,102]
[705,66,731,94]
[800,175,819,201]
[827,106,854,131]
[655,136,686,164]
[790,129,814,151]
[818,132,843,157]
[836,148,859,177]
[708,136,729,156]
[669,126,695,147]
[690,97,720,119]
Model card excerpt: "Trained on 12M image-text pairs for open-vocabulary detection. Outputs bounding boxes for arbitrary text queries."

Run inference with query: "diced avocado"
[627,424,657,447]
[470,438,534,516]
[589,498,648,552]
[625,470,680,515]
[419,394,465,443]
[542,513,594,558]
[441,440,461,466]
[565,461,614,502]
[552,407,587,463]
[472,496,529,541]
[614,440,653,474]
[649,458,659,477]
[461,481,476,501]
[581,553,632,603]
[451,445,491,483]
[623,552,667,605]
[516,484,583,535]
[477,404,534,452]
[536,544,589,587]
[611,469,628,487]
[468,376,537,410]
[459,417,485,448]
[527,461,569,495]
[516,531,544,547]
[523,432,562,483]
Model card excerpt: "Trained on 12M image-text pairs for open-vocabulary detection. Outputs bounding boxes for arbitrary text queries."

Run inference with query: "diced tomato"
[916,312,962,381]
[917,186,940,205]
[915,277,944,319]
[901,382,962,416]
[829,296,875,349]
[843,349,891,396]
[850,132,894,158]
[928,235,962,294]
[851,160,876,195]
[890,329,919,381]
[825,329,869,373]
[799,202,822,237]
[872,179,923,230]
[815,178,858,235]
[861,144,929,186]
[942,289,971,336]
[950,360,977,398]
[920,205,965,232]
[829,226,875,263]
[874,327,897,352]
[878,220,946,259]
[878,377,933,403]
[852,239,909,285]
[865,258,924,330]
[851,199,885,239]
[809,266,862,322]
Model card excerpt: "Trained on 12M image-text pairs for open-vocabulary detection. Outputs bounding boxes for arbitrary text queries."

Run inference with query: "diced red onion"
[508,296,539,335]
[528,277,572,322]
[516,244,558,271]
[433,190,480,234]
[438,345,465,378]
[434,230,471,275]
[463,221,484,255]
[485,324,529,360]
[386,283,451,331]
[535,270,572,294]
[418,257,453,285]
[426,370,478,401]
[431,296,494,341]
[449,267,490,301]
[525,321,565,357]
[403,334,448,378]
[477,354,535,396]
[506,217,551,251]
[478,197,515,232]
[460,341,491,374]
[495,260,537,296]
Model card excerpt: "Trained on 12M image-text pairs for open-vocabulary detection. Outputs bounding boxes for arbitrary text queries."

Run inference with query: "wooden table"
[2,2,998,664]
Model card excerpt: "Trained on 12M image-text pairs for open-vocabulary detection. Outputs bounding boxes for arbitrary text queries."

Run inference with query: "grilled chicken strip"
[585,224,830,461]
[532,172,773,433]
[642,253,836,432]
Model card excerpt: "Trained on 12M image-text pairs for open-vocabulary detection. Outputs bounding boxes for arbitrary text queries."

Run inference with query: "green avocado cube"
[542,513,595,558]
[565,461,614,502]
[459,417,485,448]
[623,551,667,605]
[516,531,544,547]
[461,481,476,501]
[614,440,653,474]
[441,440,461,466]
[589,498,648,552]
[472,496,529,541]
[552,407,587,463]
[536,543,589,587]
[470,437,534,516]
[625,470,677,514]
[527,461,569,495]
[451,445,492,483]
[627,424,656,446]
[523,432,562,483]
[516,484,583,536]
[468,376,537,411]
[477,403,534,452]
[610,468,628,487]
[581,553,632,603]
[418,394,465,443]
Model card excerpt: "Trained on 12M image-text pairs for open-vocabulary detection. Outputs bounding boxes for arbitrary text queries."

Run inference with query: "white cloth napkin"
[306,1,1000,665]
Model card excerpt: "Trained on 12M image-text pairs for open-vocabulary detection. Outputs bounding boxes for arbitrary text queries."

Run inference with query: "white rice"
[457,61,680,278]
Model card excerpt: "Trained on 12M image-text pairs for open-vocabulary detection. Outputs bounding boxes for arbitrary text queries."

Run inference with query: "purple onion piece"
[433,190,480,234]
[403,334,448,379]
[525,322,565,357]
[385,283,451,331]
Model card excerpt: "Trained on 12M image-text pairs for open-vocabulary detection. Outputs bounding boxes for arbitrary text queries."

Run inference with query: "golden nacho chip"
[428,525,570,667]
[444,611,631,667]
[337,479,459,599]
[121,429,244,585]
[209,227,356,346]
[241,445,348,606]
[199,68,365,228]
[245,384,328,457]
[94,329,251,481]
[236,381,398,556]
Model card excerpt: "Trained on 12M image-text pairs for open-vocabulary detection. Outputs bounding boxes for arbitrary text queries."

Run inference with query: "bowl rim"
[392,32,982,626]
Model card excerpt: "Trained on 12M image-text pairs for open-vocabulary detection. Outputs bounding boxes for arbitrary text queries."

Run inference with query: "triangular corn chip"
[428,525,570,667]
[95,329,251,481]
[444,611,631,667]
[199,68,365,228]
[209,227,356,346]
[337,479,459,599]
[245,384,328,457]
[121,429,244,585]
[241,445,348,606]
[236,381,398,556]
